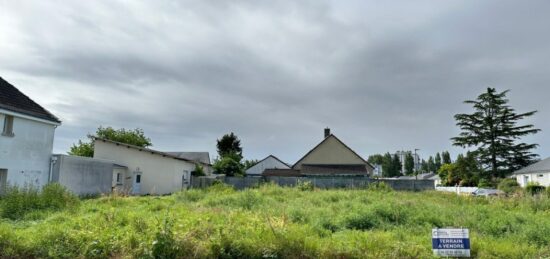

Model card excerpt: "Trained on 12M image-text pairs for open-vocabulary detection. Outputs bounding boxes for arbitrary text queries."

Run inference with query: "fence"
[191,176,435,191]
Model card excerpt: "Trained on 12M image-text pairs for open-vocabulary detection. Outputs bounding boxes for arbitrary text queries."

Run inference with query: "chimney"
[324,127,330,138]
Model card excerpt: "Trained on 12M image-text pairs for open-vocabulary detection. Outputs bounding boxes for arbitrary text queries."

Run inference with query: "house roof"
[262,169,302,177]
[292,134,375,170]
[166,152,211,164]
[93,137,211,166]
[0,77,61,124]
[513,157,550,175]
[248,155,290,170]
[301,164,369,175]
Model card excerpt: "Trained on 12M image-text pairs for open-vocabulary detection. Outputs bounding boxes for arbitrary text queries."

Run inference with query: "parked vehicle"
[471,188,504,197]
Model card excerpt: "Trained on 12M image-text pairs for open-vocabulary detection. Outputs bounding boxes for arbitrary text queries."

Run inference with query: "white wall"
[0,112,57,188]
[515,172,550,187]
[93,140,195,195]
[246,156,289,175]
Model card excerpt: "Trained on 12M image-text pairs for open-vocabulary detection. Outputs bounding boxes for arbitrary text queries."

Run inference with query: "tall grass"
[0,183,79,220]
[0,183,549,258]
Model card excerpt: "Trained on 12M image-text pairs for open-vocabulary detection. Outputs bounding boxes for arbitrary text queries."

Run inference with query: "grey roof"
[93,137,211,166]
[166,152,211,164]
[513,157,550,175]
[0,76,61,123]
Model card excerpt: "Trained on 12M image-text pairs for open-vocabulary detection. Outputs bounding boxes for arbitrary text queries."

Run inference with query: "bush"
[477,178,494,188]
[0,183,79,220]
[296,181,314,191]
[368,182,393,192]
[498,178,520,194]
[525,183,546,196]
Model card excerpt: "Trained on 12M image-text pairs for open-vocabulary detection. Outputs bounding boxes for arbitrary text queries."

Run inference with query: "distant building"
[0,77,61,191]
[393,150,420,174]
[246,155,290,176]
[263,128,375,177]
[512,157,550,187]
[93,137,212,195]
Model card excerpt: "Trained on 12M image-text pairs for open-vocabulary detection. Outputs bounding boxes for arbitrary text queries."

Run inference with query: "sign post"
[432,228,470,257]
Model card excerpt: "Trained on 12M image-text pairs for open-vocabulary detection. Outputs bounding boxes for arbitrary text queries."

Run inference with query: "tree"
[68,126,152,157]
[192,164,206,177]
[434,153,442,171]
[212,152,244,176]
[381,153,393,177]
[368,154,385,165]
[437,152,481,187]
[390,154,402,177]
[452,88,540,178]
[442,151,452,164]
[243,159,259,170]
[213,133,245,176]
[427,156,436,173]
[216,132,243,159]
[404,153,415,175]
[420,159,429,173]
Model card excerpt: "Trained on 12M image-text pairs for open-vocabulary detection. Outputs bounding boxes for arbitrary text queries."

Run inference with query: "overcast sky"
[1,1,549,163]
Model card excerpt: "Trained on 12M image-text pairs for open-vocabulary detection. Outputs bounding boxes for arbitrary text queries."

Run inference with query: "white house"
[0,77,61,192]
[245,155,290,176]
[93,137,212,195]
[513,157,550,187]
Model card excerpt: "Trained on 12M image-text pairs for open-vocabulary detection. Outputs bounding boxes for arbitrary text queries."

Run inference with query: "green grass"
[1,183,549,258]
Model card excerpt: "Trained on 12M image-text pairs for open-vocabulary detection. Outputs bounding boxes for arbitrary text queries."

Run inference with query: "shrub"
[0,183,79,220]
[1,185,41,220]
[345,211,378,230]
[368,182,392,192]
[296,181,314,191]
[152,217,180,259]
[497,178,520,194]
[477,178,494,188]
[525,183,546,196]
[41,183,79,210]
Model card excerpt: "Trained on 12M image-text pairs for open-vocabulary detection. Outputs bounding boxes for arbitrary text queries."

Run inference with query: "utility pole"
[414,149,420,180]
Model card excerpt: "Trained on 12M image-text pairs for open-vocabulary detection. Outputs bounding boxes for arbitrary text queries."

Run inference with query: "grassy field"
[1,183,550,258]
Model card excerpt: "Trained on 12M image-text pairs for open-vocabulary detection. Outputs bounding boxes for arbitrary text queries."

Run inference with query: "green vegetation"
[213,132,246,176]
[452,88,540,178]
[0,183,79,220]
[1,184,549,258]
[69,126,153,157]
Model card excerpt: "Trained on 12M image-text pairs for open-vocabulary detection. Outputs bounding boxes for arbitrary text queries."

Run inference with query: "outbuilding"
[93,137,212,195]
[513,157,550,187]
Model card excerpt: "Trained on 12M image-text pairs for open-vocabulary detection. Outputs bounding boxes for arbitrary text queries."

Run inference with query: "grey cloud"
[1,0,549,163]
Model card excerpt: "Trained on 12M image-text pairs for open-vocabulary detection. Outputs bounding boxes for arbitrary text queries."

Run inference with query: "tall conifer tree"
[452,88,540,178]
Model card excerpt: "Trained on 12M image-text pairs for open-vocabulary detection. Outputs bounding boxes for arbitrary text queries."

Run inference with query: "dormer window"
[2,115,14,137]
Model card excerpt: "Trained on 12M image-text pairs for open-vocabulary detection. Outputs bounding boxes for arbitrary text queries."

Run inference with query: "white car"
[472,188,504,197]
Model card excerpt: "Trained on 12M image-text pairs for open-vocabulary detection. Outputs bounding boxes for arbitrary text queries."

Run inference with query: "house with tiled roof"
[0,77,61,191]
[262,128,374,177]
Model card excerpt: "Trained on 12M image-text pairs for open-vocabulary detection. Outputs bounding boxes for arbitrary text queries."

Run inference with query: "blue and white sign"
[432,228,470,257]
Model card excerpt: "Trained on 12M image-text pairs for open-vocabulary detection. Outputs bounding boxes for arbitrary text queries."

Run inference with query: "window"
[2,115,14,137]
[116,173,122,184]
[136,175,141,183]
[538,174,544,178]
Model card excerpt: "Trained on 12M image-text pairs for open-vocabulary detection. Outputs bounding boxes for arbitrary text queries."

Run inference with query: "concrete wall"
[192,176,435,191]
[294,136,368,170]
[0,111,57,188]
[246,156,289,176]
[51,155,115,195]
[515,172,550,187]
[94,140,195,195]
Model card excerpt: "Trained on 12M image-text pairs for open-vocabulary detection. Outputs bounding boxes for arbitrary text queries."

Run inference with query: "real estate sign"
[432,228,470,257]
